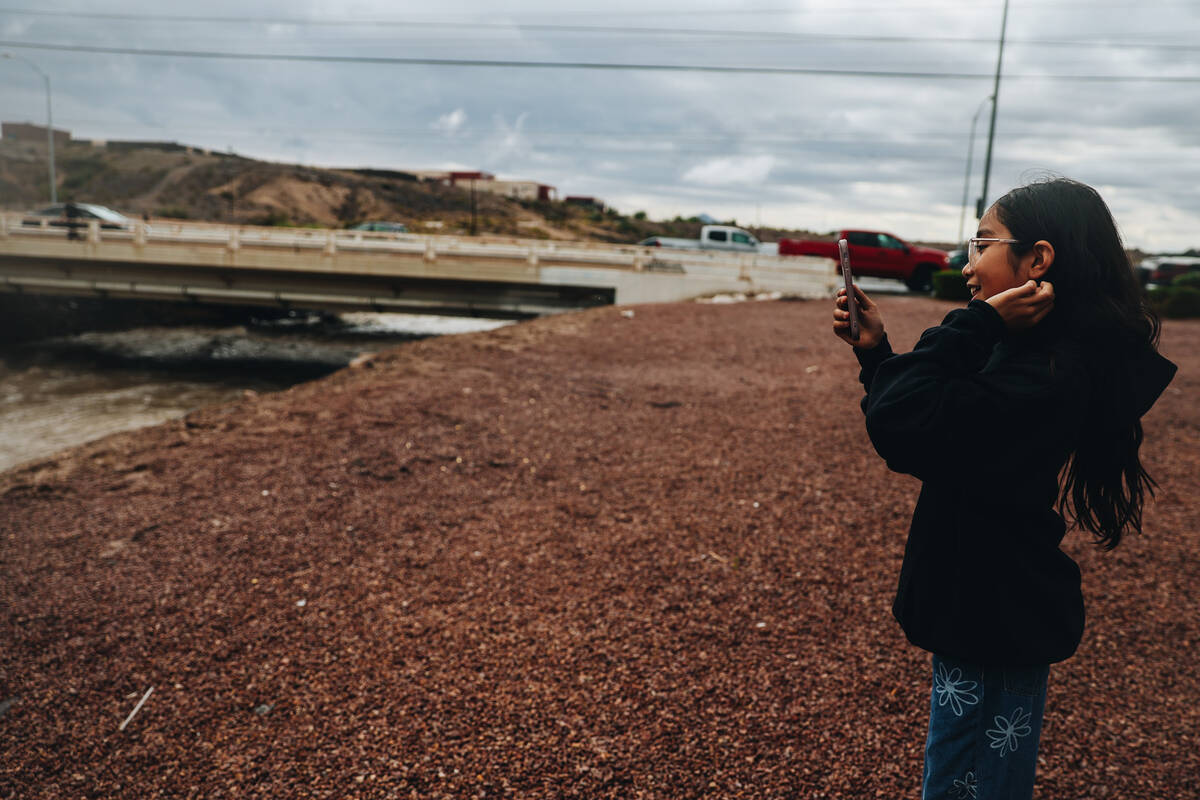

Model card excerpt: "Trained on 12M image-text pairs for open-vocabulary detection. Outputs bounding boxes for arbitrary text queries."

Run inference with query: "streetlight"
[469,178,477,235]
[958,96,992,243]
[977,0,1010,219]
[2,52,58,203]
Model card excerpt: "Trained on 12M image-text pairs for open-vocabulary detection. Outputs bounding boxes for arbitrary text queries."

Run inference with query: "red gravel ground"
[1,296,1196,799]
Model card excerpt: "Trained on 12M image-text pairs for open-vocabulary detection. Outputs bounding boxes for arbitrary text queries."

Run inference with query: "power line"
[1,8,1196,51]
[3,2,1194,20]
[4,40,1200,82]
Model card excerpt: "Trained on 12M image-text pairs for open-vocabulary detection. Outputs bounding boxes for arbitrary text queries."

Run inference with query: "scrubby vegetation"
[0,139,834,244]
[932,269,970,301]
[1149,284,1200,318]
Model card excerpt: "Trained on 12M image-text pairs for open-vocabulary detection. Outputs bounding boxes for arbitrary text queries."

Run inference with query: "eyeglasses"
[967,237,1020,266]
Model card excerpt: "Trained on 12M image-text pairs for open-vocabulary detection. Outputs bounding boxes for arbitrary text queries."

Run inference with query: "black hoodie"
[854,300,1177,666]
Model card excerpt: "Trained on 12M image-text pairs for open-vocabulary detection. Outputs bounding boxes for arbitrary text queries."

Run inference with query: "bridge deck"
[0,214,836,317]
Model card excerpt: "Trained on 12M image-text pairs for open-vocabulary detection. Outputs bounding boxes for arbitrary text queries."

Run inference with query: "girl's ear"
[1029,240,1055,279]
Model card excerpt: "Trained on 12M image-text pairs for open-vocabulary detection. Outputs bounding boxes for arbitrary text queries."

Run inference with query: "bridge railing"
[0,210,834,273]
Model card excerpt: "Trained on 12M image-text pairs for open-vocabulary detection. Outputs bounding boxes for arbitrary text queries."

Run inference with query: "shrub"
[932,269,971,301]
[253,211,292,227]
[1146,286,1173,312]
[539,202,567,223]
[60,155,112,194]
[1170,271,1200,289]
[1162,286,1200,318]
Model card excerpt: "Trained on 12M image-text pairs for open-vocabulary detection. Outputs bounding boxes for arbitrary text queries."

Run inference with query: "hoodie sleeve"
[854,333,895,395]
[858,300,1085,482]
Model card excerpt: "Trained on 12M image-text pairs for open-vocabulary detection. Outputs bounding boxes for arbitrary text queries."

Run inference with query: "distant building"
[1,121,70,147]
[400,168,557,202]
[475,180,557,202]
[447,170,495,185]
[405,170,495,186]
[405,170,454,183]
[0,128,219,157]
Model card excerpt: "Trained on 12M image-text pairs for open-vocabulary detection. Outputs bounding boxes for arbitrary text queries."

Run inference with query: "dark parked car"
[945,248,968,273]
[1137,256,1200,287]
[22,202,139,231]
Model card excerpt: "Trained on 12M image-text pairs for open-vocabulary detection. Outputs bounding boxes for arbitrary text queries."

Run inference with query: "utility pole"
[470,178,477,235]
[3,53,57,203]
[959,96,992,243]
[977,0,1010,220]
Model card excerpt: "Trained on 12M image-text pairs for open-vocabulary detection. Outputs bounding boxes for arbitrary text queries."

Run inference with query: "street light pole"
[470,178,477,235]
[958,96,992,243]
[977,0,1010,219]
[2,53,57,203]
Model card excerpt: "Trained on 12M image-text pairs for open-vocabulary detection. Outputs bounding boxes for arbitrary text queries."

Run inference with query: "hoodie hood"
[1129,347,1178,418]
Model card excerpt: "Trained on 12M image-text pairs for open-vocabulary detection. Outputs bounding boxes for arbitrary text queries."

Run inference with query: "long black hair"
[993,177,1161,550]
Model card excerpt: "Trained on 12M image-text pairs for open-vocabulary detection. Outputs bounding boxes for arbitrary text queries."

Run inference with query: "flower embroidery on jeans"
[934,663,980,716]
[986,707,1033,757]
[952,771,978,799]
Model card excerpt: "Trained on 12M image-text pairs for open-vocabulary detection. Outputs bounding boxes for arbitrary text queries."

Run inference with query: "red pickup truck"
[778,230,950,292]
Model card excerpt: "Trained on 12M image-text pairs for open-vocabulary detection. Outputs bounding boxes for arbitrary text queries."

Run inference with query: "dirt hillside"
[0,139,880,247]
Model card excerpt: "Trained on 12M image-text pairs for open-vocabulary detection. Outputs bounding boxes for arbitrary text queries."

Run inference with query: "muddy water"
[0,313,511,473]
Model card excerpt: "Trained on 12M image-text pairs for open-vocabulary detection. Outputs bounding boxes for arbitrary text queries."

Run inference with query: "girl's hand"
[986,280,1055,330]
[832,284,885,349]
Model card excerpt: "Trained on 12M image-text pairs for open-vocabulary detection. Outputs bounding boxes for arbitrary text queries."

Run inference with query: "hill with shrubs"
[1,138,852,246]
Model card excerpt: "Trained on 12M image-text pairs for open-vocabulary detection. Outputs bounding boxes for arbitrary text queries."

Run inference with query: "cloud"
[483,112,533,169]
[9,0,1200,250]
[432,108,467,136]
[682,155,776,186]
[1,18,32,37]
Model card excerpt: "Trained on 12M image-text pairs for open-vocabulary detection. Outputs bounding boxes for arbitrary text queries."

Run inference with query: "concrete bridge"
[0,213,836,318]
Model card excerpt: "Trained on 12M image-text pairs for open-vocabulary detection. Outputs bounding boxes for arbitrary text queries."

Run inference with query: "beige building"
[407,169,557,202]
[473,180,557,203]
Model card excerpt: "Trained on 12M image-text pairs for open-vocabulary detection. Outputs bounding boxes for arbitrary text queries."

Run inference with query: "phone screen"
[838,238,860,341]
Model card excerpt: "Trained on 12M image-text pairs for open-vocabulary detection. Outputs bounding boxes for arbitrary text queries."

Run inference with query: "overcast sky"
[2,1,1199,250]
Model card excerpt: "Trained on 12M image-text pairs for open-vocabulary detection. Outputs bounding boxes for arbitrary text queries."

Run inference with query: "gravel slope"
[2,296,1196,799]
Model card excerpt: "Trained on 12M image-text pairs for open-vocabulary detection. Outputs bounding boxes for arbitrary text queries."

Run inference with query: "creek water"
[0,313,511,473]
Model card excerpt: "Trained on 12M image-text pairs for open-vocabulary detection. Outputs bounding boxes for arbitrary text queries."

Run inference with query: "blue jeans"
[922,654,1049,800]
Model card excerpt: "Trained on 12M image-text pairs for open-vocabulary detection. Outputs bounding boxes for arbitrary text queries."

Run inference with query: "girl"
[831,178,1176,799]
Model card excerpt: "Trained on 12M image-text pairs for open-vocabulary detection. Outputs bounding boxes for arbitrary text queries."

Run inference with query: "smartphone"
[838,238,860,341]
